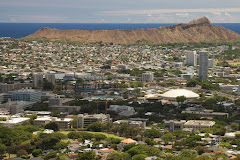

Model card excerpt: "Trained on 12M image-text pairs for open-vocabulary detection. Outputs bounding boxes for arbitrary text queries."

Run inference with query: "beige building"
[164,120,215,132]
[77,113,111,128]
[45,73,56,85]
[33,73,43,88]
[184,120,215,131]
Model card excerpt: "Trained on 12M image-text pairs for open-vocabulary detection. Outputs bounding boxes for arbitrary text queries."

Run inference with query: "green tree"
[186,78,199,87]
[79,151,96,160]
[231,123,239,131]
[45,122,59,131]
[145,138,157,146]
[17,149,28,157]
[106,152,123,160]
[132,154,147,160]
[54,142,68,150]
[43,80,54,90]
[176,96,187,105]
[180,149,198,158]
[32,149,42,157]
[143,129,162,138]
[0,144,6,159]
[87,121,104,132]
[161,133,175,145]
[123,143,136,152]
[44,152,57,160]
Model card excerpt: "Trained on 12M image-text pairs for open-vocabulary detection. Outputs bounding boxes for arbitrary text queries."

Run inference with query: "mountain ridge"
[25,17,240,44]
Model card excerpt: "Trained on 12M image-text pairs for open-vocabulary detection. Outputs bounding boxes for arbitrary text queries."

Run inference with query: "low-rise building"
[182,110,229,119]
[33,117,73,129]
[164,120,185,132]
[113,120,146,128]
[49,105,81,113]
[0,117,30,127]
[9,88,42,102]
[120,138,137,146]
[108,105,134,113]
[184,120,215,131]
[98,148,117,157]
[77,113,111,128]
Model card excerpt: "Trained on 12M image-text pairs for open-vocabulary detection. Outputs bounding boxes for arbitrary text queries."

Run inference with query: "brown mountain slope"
[25,17,240,44]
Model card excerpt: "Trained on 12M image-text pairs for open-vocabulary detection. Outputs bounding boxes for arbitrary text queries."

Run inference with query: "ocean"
[0,23,240,39]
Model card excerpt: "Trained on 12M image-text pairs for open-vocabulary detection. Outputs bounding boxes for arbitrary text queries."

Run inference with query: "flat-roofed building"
[49,105,81,113]
[164,120,186,132]
[0,83,14,93]
[33,73,43,88]
[9,88,41,102]
[113,120,146,128]
[33,117,73,129]
[142,72,154,82]
[77,113,111,128]
[0,117,30,127]
[48,97,74,106]
[186,51,197,66]
[182,110,229,119]
[184,120,215,131]
[45,73,56,85]
[198,51,209,80]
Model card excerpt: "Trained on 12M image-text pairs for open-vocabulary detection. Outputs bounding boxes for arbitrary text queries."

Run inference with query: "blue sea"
[0,23,240,38]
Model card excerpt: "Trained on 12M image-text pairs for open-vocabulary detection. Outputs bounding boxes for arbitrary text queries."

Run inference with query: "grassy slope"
[59,131,125,140]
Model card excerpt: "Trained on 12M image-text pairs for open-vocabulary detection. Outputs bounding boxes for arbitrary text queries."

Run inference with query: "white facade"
[142,72,154,82]
[208,59,214,70]
[186,51,197,66]
[0,117,30,127]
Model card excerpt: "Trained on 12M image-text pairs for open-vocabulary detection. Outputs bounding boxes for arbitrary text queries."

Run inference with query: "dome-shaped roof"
[160,89,199,99]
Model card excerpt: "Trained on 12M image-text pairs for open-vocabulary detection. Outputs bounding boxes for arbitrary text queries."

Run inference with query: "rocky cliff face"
[25,17,240,44]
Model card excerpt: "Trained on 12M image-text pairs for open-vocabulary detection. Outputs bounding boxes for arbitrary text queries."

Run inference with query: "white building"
[186,51,197,66]
[117,64,128,70]
[208,59,214,70]
[0,117,30,127]
[142,72,154,82]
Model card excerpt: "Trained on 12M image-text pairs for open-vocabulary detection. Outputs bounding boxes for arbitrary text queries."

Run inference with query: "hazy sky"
[0,0,240,23]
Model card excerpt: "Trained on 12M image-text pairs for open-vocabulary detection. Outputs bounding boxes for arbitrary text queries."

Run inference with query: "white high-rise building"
[33,73,43,88]
[198,51,209,80]
[208,59,214,70]
[142,72,154,82]
[186,51,197,66]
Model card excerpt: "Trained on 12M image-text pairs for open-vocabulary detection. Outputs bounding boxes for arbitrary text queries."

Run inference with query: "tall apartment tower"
[33,73,43,88]
[198,51,209,80]
[186,51,197,66]
[142,72,154,82]
[45,73,56,85]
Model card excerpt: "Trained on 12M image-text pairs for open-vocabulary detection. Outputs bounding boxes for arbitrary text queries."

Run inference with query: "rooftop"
[184,120,215,126]
[161,89,199,99]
